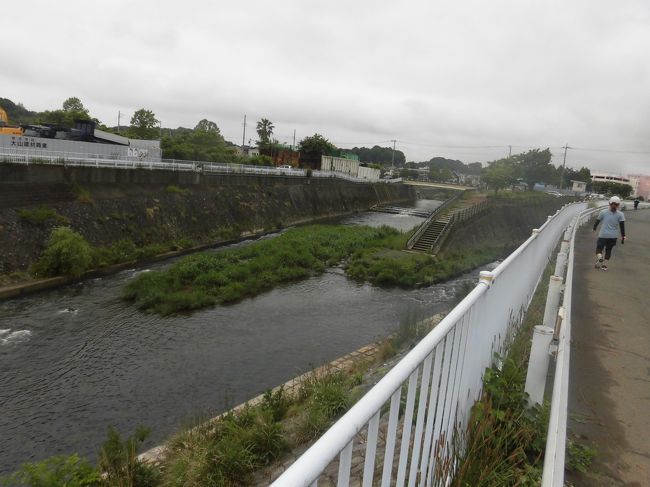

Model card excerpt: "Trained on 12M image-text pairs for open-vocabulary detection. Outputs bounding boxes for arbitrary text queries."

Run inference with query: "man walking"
[593,196,626,270]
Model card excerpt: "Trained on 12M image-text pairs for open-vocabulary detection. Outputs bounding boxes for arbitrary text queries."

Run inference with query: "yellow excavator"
[0,106,24,135]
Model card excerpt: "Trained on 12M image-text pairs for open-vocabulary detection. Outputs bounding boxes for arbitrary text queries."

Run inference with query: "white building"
[591,172,631,185]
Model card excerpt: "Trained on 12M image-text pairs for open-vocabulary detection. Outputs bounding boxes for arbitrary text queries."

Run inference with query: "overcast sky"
[2,0,649,174]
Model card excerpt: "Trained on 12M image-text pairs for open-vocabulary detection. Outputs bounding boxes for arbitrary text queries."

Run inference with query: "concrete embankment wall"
[441,197,572,255]
[0,163,414,274]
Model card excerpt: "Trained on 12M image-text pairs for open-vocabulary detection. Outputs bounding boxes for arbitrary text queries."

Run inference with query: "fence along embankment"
[272,201,588,486]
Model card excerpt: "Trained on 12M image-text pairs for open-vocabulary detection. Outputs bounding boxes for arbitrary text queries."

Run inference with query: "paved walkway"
[569,209,650,486]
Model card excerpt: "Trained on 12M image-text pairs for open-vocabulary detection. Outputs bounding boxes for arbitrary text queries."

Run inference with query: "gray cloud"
[2,0,649,174]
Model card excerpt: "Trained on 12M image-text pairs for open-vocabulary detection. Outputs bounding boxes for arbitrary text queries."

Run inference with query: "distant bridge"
[403,180,473,191]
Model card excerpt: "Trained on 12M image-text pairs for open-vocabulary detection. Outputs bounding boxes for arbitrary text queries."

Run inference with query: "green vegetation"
[32,227,93,278]
[99,427,160,487]
[481,149,592,194]
[161,120,240,163]
[0,454,101,487]
[347,246,509,288]
[73,184,93,203]
[1,427,159,487]
[124,225,400,315]
[30,227,196,280]
[160,370,359,486]
[17,207,70,225]
[298,133,337,160]
[0,270,31,287]
[592,181,633,198]
[124,223,512,315]
[450,253,594,486]
[349,145,407,166]
[165,184,189,195]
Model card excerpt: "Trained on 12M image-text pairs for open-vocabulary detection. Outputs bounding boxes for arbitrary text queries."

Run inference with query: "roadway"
[569,208,650,486]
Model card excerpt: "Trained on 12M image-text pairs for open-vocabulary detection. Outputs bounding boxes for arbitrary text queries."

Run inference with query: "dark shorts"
[596,237,616,256]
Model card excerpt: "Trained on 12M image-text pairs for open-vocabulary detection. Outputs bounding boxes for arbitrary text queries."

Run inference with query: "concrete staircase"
[409,199,488,253]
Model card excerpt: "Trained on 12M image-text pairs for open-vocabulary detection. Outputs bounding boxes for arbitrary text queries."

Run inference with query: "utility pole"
[508,145,512,158]
[242,114,247,149]
[117,111,121,133]
[559,143,569,190]
[390,139,397,169]
[292,129,296,150]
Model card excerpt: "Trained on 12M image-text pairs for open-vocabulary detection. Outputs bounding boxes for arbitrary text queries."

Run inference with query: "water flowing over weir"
[0,199,488,474]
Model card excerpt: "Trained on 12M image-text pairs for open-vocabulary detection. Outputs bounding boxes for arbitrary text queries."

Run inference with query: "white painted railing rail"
[272,202,587,487]
[0,150,402,184]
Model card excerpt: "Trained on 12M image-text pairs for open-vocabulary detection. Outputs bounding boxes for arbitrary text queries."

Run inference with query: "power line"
[568,146,650,155]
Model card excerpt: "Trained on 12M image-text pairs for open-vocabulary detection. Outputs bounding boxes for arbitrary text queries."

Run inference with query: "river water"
[0,199,483,473]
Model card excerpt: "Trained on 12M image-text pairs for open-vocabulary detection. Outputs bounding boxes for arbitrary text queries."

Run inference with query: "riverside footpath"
[569,209,650,486]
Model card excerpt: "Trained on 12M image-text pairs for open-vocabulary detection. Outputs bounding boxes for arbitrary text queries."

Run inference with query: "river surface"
[0,199,486,473]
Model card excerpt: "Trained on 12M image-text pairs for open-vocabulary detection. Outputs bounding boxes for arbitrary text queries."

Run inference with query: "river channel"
[0,199,485,473]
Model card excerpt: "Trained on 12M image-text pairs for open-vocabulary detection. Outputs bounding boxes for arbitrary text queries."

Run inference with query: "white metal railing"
[539,205,608,486]
[0,149,401,184]
[272,202,587,487]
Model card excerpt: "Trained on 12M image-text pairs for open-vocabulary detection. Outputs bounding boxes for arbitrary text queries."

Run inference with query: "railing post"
[479,270,494,287]
[524,325,555,406]
[554,252,567,277]
[543,275,563,329]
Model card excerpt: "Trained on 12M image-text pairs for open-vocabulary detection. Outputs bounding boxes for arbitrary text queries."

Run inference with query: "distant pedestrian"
[593,196,626,271]
[634,197,640,210]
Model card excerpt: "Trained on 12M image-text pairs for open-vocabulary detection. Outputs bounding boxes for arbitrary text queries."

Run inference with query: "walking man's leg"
[601,239,616,270]
[595,238,605,268]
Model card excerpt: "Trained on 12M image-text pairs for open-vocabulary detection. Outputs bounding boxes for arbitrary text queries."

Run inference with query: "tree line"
[481,148,597,193]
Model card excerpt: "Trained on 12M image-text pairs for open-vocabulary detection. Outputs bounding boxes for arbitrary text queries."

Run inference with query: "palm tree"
[256,118,274,145]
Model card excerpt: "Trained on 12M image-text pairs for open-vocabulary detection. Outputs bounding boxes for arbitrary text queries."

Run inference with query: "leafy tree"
[129,108,159,139]
[256,118,274,146]
[36,97,92,127]
[349,145,406,166]
[513,148,554,190]
[194,119,220,135]
[62,97,90,119]
[161,121,239,163]
[37,109,67,126]
[592,181,633,198]
[562,166,592,189]
[299,133,336,160]
[482,158,520,194]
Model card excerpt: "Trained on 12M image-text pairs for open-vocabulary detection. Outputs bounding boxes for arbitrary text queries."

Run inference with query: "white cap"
[609,196,621,205]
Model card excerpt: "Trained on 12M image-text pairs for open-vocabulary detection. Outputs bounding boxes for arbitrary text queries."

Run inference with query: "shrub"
[18,207,69,225]
[165,184,188,195]
[0,455,101,487]
[32,227,92,278]
[248,155,273,166]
